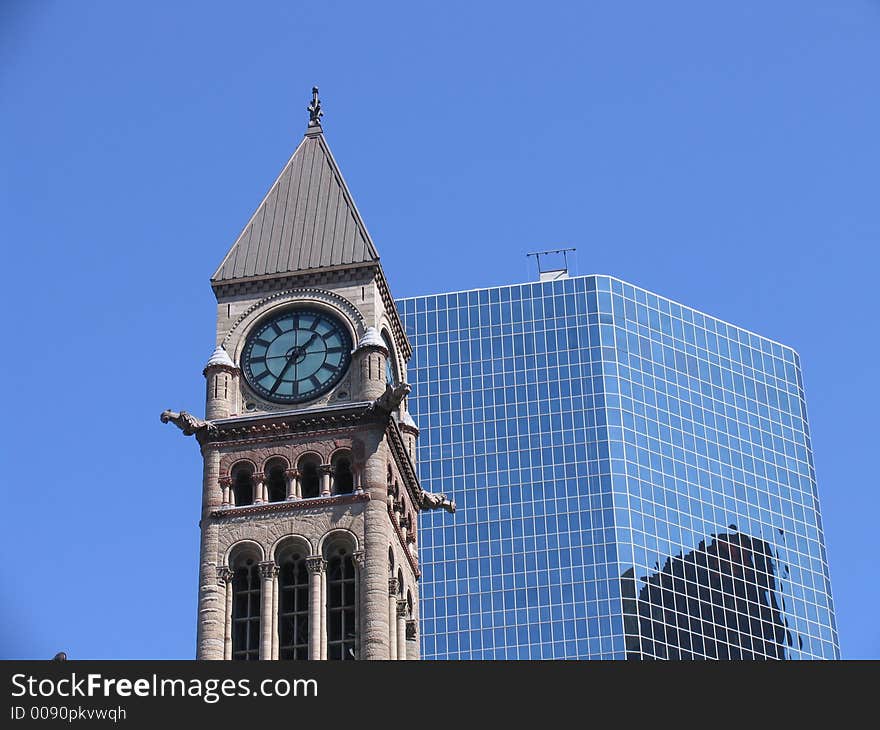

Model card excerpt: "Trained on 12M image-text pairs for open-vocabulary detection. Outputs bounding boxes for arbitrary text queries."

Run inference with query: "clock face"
[241,309,352,404]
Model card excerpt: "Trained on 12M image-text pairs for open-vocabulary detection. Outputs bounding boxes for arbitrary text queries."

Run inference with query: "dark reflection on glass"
[622,525,798,660]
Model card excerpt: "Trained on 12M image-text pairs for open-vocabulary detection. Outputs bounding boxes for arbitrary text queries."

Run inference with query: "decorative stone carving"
[370,383,412,416]
[406,620,417,641]
[396,599,409,618]
[216,566,234,585]
[258,561,278,579]
[419,491,456,514]
[352,550,365,569]
[308,86,323,127]
[306,556,326,575]
[160,409,217,437]
[388,577,399,596]
[221,288,365,351]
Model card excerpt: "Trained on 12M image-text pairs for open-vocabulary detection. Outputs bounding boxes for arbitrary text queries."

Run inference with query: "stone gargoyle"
[370,382,412,415]
[160,409,218,437]
[419,491,456,514]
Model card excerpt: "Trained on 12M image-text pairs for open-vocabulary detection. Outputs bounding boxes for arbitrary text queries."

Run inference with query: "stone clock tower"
[162,88,454,661]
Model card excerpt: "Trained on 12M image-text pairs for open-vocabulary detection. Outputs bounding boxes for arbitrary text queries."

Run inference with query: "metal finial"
[308,86,323,127]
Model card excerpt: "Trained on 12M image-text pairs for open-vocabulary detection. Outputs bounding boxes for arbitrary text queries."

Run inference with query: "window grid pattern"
[326,552,356,660]
[278,556,309,660]
[398,274,838,660]
[231,564,261,661]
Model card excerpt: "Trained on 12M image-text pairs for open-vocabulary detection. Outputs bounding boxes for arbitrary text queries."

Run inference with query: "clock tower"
[163,88,454,660]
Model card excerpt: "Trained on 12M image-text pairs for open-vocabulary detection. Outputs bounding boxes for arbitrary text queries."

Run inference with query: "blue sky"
[1,1,877,659]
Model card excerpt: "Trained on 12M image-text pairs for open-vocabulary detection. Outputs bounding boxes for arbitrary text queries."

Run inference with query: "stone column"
[196,445,225,659]
[258,562,277,660]
[388,577,399,660]
[354,464,364,494]
[406,620,418,661]
[396,600,408,661]
[352,551,366,659]
[320,570,328,660]
[219,477,231,507]
[217,567,234,661]
[360,431,393,660]
[319,465,332,497]
[285,468,300,500]
[253,474,266,504]
[271,567,280,660]
[306,556,325,660]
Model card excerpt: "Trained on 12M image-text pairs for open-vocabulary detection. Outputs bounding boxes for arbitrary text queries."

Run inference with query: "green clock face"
[241,309,352,404]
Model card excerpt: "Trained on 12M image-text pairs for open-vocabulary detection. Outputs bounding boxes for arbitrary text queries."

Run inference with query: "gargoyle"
[371,382,412,415]
[160,409,218,437]
[419,491,456,514]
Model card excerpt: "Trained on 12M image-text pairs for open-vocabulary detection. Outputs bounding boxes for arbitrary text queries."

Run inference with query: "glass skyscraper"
[397,275,839,660]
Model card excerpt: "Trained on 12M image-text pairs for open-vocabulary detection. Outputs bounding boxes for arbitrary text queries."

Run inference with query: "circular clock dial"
[241,309,352,404]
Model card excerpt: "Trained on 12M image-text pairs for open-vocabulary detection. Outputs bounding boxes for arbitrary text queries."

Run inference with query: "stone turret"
[203,346,238,419]
[352,327,389,402]
[398,409,419,468]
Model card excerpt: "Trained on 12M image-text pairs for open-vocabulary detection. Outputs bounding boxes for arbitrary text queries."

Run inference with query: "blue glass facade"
[397,275,838,660]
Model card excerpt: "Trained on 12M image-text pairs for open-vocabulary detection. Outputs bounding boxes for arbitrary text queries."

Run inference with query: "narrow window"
[382,331,396,385]
[332,453,354,495]
[327,547,356,660]
[266,463,286,503]
[232,465,254,506]
[300,459,320,499]
[231,559,261,660]
[278,552,309,659]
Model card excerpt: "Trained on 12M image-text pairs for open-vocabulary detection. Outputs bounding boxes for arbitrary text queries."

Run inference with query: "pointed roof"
[354,326,386,351]
[205,345,236,369]
[212,124,380,285]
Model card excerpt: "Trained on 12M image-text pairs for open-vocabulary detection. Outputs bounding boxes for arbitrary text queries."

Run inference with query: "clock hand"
[264,333,320,360]
[271,348,300,393]
[300,333,319,352]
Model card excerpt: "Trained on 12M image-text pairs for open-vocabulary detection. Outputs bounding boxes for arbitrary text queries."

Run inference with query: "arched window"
[265,460,287,503]
[230,553,261,660]
[277,545,309,660]
[331,452,353,495]
[326,545,356,660]
[382,331,397,385]
[231,463,254,507]
[299,456,320,499]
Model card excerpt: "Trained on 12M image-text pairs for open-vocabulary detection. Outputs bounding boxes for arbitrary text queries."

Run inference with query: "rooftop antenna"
[527,247,576,282]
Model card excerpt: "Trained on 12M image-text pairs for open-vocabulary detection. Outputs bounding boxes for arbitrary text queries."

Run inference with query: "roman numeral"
[309,375,321,389]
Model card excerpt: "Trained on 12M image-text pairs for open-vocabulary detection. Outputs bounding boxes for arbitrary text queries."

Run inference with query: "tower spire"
[307,85,323,129]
